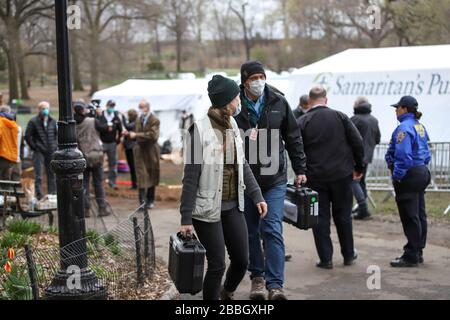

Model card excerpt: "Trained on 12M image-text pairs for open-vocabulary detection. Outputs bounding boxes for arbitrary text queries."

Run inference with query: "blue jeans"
[245,183,287,290]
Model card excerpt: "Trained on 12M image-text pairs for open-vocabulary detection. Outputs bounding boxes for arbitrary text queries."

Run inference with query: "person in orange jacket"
[0,105,19,180]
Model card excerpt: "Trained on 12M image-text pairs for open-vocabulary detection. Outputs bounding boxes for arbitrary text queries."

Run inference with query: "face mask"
[248,79,266,97]
[41,109,49,117]
[107,108,115,114]
[233,104,242,117]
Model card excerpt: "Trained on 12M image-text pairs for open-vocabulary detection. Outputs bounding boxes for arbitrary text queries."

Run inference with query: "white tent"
[287,45,450,142]
[92,79,211,147]
[92,73,291,147]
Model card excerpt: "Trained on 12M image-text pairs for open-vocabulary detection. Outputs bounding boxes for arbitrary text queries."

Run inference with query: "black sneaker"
[316,260,333,269]
[390,256,419,268]
[353,214,372,221]
[344,251,358,266]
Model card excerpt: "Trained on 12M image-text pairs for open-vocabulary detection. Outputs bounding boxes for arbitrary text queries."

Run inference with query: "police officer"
[386,96,431,268]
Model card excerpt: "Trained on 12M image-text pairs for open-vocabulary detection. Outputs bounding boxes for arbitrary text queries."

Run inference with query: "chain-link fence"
[0,206,157,300]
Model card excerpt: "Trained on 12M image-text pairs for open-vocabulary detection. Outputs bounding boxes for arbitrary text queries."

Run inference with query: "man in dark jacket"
[297,86,364,270]
[293,95,309,119]
[98,100,123,190]
[25,101,57,199]
[351,97,381,220]
[234,60,307,300]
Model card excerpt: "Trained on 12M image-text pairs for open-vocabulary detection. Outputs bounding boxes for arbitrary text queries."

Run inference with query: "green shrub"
[0,232,30,249]
[6,220,42,236]
[103,234,121,256]
[0,265,32,300]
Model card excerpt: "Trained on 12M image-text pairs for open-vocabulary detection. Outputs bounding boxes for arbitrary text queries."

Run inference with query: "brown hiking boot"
[249,277,266,300]
[268,288,287,300]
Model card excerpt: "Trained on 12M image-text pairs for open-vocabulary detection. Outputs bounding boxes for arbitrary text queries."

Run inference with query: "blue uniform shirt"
[385,113,431,181]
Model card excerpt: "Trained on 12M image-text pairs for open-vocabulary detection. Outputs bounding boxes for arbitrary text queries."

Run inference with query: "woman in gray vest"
[180,75,267,300]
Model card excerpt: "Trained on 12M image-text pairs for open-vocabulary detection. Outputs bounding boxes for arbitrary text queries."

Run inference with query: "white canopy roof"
[292,44,450,74]
[288,45,450,142]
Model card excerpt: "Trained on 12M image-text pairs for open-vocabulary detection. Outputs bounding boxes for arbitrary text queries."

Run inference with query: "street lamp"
[45,0,106,300]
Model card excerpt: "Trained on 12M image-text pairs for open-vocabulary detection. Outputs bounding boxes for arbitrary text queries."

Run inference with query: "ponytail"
[415,111,423,120]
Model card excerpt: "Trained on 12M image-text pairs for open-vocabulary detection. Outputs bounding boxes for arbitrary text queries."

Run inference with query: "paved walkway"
[100,199,450,300]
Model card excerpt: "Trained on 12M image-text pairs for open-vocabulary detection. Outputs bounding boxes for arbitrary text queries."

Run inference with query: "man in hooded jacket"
[351,97,381,220]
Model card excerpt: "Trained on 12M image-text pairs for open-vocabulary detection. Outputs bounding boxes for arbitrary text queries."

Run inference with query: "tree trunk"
[176,32,182,73]
[6,48,19,103]
[89,36,99,96]
[13,28,30,100]
[5,22,19,102]
[154,24,161,59]
[72,34,84,91]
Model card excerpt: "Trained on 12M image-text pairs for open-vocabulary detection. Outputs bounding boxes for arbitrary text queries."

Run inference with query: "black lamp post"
[45,0,107,300]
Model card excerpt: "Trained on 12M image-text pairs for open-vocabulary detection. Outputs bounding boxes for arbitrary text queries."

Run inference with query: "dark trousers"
[125,148,137,188]
[307,175,355,263]
[33,151,56,198]
[139,187,155,206]
[0,157,14,180]
[193,207,249,300]
[393,166,431,263]
[83,165,106,209]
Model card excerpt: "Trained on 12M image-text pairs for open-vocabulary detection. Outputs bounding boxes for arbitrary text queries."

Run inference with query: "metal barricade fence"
[287,142,450,214]
[367,142,450,191]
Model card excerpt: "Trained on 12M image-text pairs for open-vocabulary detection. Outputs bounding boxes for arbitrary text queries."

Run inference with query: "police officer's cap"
[391,96,418,110]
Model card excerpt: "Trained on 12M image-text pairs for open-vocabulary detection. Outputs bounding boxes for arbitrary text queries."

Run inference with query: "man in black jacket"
[25,101,58,199]
[351,97,381,220]
[234,60,307,300]
[297,86,364,270]
[98,100,123,190]
[293,94,309,119]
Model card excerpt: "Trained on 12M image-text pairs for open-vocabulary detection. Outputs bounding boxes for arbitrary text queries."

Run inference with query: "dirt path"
[102,198,450,300]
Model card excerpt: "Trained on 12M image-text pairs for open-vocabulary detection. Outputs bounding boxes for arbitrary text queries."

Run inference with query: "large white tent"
[287,45,450,142]
[92,79,212,146]
[92,75,291,147]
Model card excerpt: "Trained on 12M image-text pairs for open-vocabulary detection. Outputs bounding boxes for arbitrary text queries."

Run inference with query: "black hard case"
[284,184,319,230]
[168,233,206,295]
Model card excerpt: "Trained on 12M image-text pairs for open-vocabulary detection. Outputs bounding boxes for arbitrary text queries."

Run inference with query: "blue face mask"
[233,104,242,117]
[41,109,49,117]
[107,108,115,114]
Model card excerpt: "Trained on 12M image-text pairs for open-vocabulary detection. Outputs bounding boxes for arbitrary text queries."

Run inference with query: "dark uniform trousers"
[393,165,431,262]
[307,175,355,263]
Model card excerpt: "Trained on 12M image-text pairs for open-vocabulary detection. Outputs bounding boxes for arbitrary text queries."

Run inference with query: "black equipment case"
[283,184,319,230]
[168,233,206,295]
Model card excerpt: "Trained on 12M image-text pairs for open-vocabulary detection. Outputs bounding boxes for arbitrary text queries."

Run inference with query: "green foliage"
[103,234,121,256]
[0,232,30,249]
[0,265,32,300]
[6,220,42,236]
[251,47,269,66]
[147,61,165,72]
[46,226,58,235]
[0,52,6,72]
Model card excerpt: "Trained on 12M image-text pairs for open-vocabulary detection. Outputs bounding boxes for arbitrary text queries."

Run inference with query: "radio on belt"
[168,233,206,295]
[283,184,319,230]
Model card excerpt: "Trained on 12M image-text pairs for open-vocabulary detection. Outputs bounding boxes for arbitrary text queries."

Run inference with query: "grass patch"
[370,190,450,221]
[6,220,42,236]
[0,232,30,249]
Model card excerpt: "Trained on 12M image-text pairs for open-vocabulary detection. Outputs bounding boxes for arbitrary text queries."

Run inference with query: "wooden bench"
[0,180,55,229]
